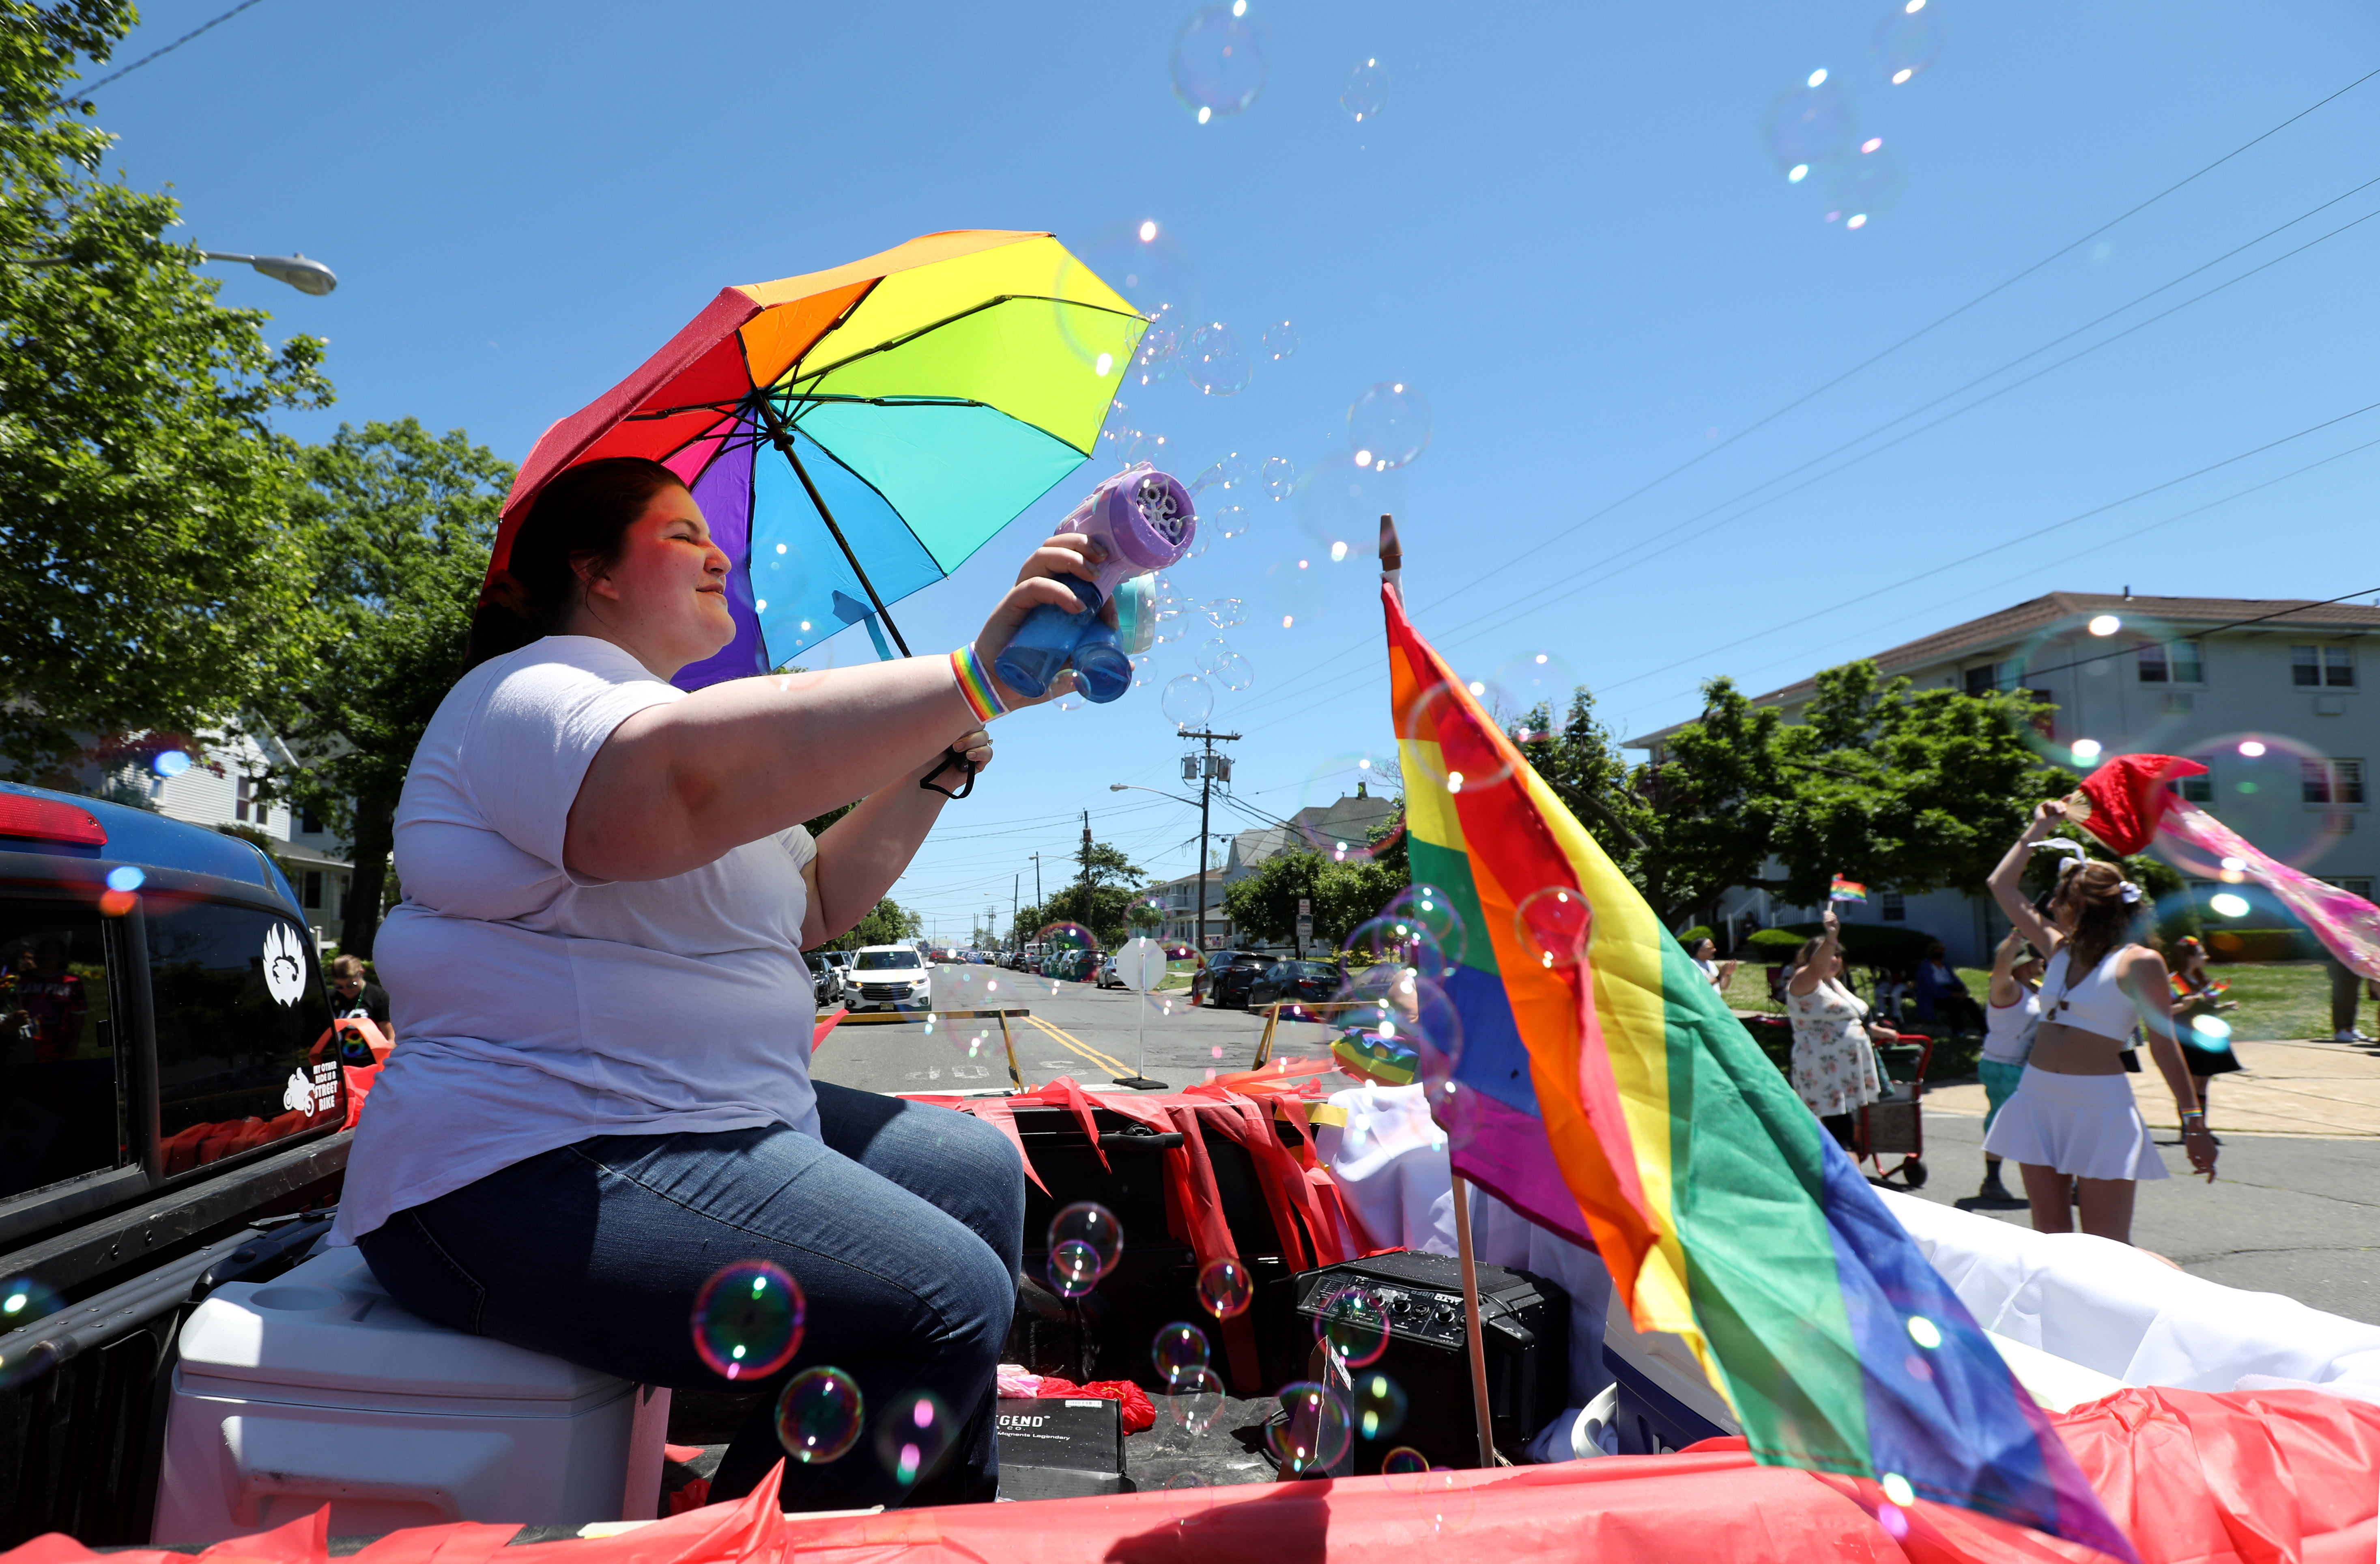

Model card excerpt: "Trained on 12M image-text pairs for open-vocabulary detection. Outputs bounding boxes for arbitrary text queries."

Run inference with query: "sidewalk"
[1922,1037,2380,1138]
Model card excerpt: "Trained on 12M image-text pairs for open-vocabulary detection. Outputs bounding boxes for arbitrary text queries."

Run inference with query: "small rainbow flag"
[1385,587,2132,1557]
[1829,876,1868,903]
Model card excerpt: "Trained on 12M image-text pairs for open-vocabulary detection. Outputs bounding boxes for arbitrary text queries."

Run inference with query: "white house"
[1627,592,2379,964]
[1140,790,1402,952]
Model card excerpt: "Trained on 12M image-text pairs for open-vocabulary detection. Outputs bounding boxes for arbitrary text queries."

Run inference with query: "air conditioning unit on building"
[2162,693,2194,714]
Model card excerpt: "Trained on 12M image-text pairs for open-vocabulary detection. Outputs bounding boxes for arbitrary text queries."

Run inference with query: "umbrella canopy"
[491,230,1146,688]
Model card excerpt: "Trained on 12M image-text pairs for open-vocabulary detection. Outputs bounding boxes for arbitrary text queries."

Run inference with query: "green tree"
[815,897,922,952]
[1,2,333,777]
[1018,840,1147,947]
[256,421,512,955]
[1512,666,2070,925]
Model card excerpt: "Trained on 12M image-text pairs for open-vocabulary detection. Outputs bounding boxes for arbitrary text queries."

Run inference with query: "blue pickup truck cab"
[0,781,352,1545]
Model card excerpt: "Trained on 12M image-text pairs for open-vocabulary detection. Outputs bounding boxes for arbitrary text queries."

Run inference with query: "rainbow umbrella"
[492,230,1146,688]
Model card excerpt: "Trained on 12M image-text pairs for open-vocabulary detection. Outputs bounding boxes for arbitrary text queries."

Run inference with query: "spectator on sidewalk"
[1976,930,2044,1204]
[1915,941,1986,1034]
[1787,906,1893,1151]
[330,954,393,1042]
[2166,936,2242,1128]
[2325,947,2376,1045]
[1687,937,1739,996]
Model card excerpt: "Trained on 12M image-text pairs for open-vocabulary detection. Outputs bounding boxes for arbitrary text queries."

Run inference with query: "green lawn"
[1720,959,2338,1042]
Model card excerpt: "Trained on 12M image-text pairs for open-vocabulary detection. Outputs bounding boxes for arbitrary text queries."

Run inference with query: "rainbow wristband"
[950,646,1008,724]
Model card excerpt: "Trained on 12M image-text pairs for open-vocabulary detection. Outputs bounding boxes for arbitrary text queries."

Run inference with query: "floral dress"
[1787,979,1883,1119]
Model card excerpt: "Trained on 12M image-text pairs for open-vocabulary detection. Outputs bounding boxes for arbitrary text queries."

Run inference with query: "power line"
[52,0,269,106]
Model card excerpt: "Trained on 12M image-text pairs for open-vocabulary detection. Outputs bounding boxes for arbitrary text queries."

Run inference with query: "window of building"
[301,871,322,909]
[0,897,125,1202]
[2327,877,2376,899]
[2292,645,2355,687]
[2171,772,2214,803]
[1962,660,2024,696]
[2300,758,2367,806]
[299,805,321,835]
[234,774,253,823]
[2137,640,2203,684]
[1880,891,1906,923]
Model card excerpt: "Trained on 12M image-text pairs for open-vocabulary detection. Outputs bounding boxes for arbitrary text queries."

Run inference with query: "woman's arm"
[1987,929,2025,1006]
[1787,906,1839,997]
[1987,802,2063,953]
[566,535,1094,882]
[798,732,990,946]
[2123,948,2219,1183]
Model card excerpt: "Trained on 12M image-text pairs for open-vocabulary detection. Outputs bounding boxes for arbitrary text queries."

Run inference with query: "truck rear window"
[146,898,338,1176]
[0,901,123,1200]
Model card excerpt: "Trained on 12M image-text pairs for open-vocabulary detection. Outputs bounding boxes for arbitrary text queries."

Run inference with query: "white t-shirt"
[1980,981,2042,1065]
[330,636,819,1246]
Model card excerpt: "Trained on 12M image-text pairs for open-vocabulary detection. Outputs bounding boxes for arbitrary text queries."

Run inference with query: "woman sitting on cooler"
[327,458,1099,1511]
[1980,803,2217,1242]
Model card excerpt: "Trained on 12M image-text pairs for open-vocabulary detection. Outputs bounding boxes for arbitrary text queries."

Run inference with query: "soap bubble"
[1132,655,1154,689]
[1055,691,1086,712]
[1330,961,1462,1096]
[1381,1446,1431,1478]
[1,1274,61,1330]
[1516,886,1591,969]
[1166,1367,1227,1433]
[1314,1284,1392,1367]
[1260,555,1320,633]
[775,1367,864,1463]
[1268,1381,1353,1475]
[1406,1465,1479,1533]
[1153,1321,1213,1381]
[1163,673,1215,730]
[2191,1013,2234,1043]
[1196,1256,1253,1318]
[1050,1200,1124,1277]
[1873,3,1945,84]
[1048,1240,1101,1298]
[1204,598,1247,630]
[1170,5,1269,122]
[1348,382,1432,471]
[1823,141,1901,229]
[1134,322,1179,385]
[1181,321,1253,396]
[1384,884,1468,975]
[1125,428,1175,466]
[1295,753,1404,863]
[1340,57,1389,121]
[1353,1369,1408,1441]
[1069,218,1199,320]
[1198,637,1232,677]
[1262,456,1296,500]
[691,1260,806,1381]
[1262,320,1299,361]
[151,748,191,778]
[1759,75,1856,176]
[1209,499,1250,539]
[1492,650,1578,729]
[875,1388,955,1488]
[1129,894,1166,933]
[1198,638,1254,691]
[1409,680,1518,794]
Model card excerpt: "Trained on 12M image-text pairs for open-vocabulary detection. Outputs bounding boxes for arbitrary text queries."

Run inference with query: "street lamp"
[200,250,338,295]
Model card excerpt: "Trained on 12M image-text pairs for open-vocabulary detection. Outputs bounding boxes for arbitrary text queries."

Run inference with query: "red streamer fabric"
[17,1389,2369,1564]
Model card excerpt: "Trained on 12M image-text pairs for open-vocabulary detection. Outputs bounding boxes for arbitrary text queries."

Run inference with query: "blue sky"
[86,0,2380,940]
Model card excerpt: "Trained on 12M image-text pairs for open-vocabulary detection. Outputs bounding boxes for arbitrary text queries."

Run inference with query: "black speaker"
[1272,1250,1567,1473]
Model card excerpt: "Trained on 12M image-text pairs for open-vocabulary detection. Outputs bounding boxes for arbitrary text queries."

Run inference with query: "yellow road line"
[1023,1015,1131,1077]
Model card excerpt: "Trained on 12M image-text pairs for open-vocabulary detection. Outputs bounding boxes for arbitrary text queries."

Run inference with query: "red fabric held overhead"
[2070,754,2206,856]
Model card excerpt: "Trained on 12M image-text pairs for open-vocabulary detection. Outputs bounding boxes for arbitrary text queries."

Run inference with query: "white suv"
[846,944,932,1012]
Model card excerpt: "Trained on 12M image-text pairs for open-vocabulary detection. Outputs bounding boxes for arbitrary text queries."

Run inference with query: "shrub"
[2204,927,2324,962]
[1746,928,1806,960]
[1675,925,1715,950]
[1772,921,1939,967]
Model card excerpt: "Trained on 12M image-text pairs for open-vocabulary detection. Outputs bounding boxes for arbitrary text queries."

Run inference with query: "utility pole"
[1079,810,1093,911]
[1182,729,1241,957]
[1012,874,1019,951]
[1029,853,1043,915]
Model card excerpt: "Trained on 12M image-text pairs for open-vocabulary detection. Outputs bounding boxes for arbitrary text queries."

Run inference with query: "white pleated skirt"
[1979,1065,2169,1183]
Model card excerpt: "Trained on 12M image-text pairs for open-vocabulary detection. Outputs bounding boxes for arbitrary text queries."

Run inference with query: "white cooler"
[154,1246,670,1543]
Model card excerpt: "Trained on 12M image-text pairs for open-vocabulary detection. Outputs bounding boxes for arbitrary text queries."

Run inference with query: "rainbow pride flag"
[1830,875,1868,903]
[1385,587,2133,1557]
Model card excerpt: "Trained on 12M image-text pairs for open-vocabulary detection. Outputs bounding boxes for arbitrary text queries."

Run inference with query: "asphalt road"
[811,964,1353,1097]
[1895,1110,2380,1326]
[812,964,2379,1329]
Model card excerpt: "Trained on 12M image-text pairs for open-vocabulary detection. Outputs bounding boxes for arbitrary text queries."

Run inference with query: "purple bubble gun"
[993,463,1195,703]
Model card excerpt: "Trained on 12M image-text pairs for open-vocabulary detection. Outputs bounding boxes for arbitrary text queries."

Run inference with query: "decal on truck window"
[261,924,307,1006]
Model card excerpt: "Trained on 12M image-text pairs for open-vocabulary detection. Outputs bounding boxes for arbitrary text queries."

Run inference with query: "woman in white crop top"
[1981,801,2216,1243]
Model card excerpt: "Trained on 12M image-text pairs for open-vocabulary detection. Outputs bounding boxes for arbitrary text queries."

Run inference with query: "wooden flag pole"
[1450,1172,1499,1468]
[1386,511,1497,1468]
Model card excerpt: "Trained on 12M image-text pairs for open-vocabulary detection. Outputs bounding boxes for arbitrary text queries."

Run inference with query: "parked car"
[1189,950,1272,1008]
[845,944,933,1011]
[1247,959,1345,1011]
[818,949,854,1001]
[1042,947,1094,981]
[805,953,843,1007]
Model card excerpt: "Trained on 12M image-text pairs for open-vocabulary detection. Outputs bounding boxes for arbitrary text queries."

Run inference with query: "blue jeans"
[356,1081,1025,1512]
